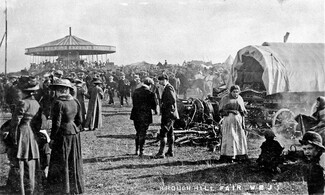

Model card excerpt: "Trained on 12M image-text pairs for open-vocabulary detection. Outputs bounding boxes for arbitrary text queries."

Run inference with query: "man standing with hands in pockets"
[155,73,179,158]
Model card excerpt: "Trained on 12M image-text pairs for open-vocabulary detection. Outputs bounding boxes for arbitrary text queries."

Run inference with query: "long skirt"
[220,113,248,161]
[47,133,84,194]
[6,147,44,194]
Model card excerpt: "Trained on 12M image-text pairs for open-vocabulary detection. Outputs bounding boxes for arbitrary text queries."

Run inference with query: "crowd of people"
[0,63,325,194]
[0,66,182,194]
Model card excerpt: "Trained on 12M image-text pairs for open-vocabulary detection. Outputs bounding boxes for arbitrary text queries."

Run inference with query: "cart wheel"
[272,109,295,127]
[272,108,297,138]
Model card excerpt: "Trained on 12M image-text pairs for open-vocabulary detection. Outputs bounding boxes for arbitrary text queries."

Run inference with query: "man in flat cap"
[106,75,117,105]
[117,72,130,107]
[155,73,179,158]
[130,74,141,96]
[130,77,157,157]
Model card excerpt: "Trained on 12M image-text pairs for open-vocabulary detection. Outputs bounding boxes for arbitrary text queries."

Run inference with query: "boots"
[135,137,139,155]
[165,135,175,157]
[138,137,148,157]
[165,146,174,157]
[155,137,167,158]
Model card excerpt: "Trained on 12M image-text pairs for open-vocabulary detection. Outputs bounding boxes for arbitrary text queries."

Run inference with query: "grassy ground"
[0,95,308,194]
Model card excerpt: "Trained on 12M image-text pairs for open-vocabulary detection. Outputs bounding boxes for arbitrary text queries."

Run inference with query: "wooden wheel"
[272,108,297,138]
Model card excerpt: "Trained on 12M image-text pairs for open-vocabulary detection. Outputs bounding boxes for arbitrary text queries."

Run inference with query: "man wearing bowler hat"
[155,73,179,158]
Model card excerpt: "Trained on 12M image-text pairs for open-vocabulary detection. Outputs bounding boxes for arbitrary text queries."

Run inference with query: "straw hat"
[50,79,73,89]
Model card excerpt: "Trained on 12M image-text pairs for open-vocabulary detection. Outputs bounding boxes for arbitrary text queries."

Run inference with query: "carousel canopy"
[25,28,116,56]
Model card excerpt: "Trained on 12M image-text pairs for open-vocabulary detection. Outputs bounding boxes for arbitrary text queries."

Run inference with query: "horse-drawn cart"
[240,89,325,138]
[227,42,325,137]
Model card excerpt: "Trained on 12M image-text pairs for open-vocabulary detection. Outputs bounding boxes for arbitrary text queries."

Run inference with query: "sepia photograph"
[0,0,324,194]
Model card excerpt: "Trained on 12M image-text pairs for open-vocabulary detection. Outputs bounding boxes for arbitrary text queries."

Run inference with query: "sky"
[0,0,324,73]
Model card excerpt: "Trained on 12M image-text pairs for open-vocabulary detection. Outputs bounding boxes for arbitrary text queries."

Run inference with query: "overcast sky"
[0,0,324,73]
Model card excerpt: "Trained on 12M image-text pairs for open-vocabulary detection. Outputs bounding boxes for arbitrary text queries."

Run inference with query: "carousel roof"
[25,29,116,56]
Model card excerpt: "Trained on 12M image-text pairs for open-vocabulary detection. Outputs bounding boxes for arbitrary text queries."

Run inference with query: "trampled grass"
[0,102,307,194]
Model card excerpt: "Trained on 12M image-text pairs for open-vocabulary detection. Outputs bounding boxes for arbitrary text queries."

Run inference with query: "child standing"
[257,129,284,173]
[300,131,325,195]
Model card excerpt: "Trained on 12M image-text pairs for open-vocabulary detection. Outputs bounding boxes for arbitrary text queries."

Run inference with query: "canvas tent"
[228,42,325,95]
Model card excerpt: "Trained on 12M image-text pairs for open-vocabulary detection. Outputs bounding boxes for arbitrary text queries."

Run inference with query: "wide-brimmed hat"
[92,78,102,84]
[74,79,83,84]
[50,79,73,89]
[54,70,63,75]
[143,77,154,85]
[43,72,51,77]
[158,73,168,80]
[8,75,18,79]
[18,76,39,91]
[299,131,325,150]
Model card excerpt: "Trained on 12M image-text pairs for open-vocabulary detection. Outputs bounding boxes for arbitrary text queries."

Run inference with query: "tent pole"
[4,0,8,76]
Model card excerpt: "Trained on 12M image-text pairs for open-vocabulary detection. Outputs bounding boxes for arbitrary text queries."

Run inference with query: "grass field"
[0,97,308,194]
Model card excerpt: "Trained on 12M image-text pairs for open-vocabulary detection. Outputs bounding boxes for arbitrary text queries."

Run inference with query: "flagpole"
[5,0,8,76]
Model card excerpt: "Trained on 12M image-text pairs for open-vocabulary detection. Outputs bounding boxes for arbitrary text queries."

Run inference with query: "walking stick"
[299,115,306,135]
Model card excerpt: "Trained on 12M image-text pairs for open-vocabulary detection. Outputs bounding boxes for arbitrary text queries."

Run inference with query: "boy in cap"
[300,131,325,194]
[106,75,117,105]
[256,129,284,173]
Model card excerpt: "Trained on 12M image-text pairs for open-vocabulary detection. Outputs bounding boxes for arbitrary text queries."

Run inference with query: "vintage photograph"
[0,0,324,194]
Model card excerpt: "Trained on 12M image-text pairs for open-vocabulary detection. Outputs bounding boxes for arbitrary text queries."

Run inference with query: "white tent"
[224,55,234,66]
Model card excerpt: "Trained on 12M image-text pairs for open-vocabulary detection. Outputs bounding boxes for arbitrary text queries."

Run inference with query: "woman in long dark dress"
[6,77,42,195]
[47,79,84,194]
[84,78,103,131]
